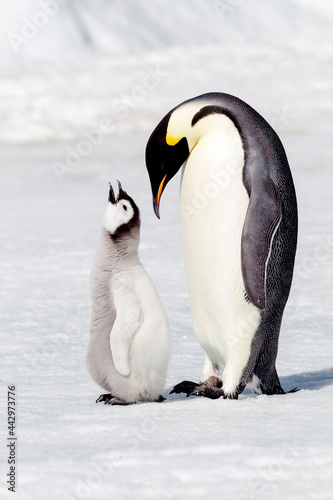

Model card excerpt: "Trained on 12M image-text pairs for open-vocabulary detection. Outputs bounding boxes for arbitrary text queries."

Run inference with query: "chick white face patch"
[103,200,134,234]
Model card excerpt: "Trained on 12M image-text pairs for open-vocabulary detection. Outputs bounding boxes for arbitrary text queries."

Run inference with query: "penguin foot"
[287,387,300,393]
[170,380,200,397]
[155,395,166,402]
[96,393,134,406]
[190,386,225,400]
[170,376,222,398]
[96,393,113,404]
[259,383,300,395]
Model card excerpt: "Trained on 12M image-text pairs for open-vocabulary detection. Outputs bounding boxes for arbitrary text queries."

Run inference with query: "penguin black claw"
[96,393,134,406]
[170,380,200,396]
[190,386,225,400]
[287,387,300,393]
[104,398,135,406]
[96,393,113,404]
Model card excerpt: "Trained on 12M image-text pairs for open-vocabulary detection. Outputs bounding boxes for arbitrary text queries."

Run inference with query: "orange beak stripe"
[157,174,167,206]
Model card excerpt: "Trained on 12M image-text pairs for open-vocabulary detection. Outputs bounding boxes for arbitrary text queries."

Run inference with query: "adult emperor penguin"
[145,92,298,400]
[87,182,170,405]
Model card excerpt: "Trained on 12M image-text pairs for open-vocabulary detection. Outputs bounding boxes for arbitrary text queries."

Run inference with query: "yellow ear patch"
[166,135,181,146]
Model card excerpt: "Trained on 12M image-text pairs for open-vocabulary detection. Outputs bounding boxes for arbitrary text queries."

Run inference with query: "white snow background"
[1,1,333,499]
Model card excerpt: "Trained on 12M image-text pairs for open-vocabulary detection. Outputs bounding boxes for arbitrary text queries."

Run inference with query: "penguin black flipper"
[241,179,281,310]
[185,93,293,311]
[229,93,298,312]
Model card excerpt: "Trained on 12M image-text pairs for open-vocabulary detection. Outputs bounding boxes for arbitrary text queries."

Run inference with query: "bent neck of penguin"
[167,101,243,154]
[190,113,242,151]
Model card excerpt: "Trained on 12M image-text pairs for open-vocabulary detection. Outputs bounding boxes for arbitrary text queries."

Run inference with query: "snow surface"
[1,1,333,499]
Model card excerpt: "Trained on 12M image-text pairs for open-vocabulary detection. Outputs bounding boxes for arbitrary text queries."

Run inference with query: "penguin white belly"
[180,120,261,394]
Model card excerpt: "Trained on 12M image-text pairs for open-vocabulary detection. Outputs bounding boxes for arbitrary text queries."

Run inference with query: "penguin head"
[103,181,140,241]
[145,107,191,218]
[145,95,229,218]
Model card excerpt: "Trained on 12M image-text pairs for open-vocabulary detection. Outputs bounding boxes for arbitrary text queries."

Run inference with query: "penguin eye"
[122,204,127,211]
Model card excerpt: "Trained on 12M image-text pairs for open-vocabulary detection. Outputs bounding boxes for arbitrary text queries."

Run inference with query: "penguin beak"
[153,174,167,219]
[108,182,116,204]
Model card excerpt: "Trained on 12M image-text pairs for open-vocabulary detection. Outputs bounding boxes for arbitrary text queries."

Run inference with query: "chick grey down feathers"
[87,182,170,405]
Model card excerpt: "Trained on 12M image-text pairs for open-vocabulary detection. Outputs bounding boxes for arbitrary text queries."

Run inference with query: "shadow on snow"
[281,366,333,392]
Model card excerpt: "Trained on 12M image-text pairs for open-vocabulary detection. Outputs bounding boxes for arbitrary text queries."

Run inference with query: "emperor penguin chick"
[87,182,170,405]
